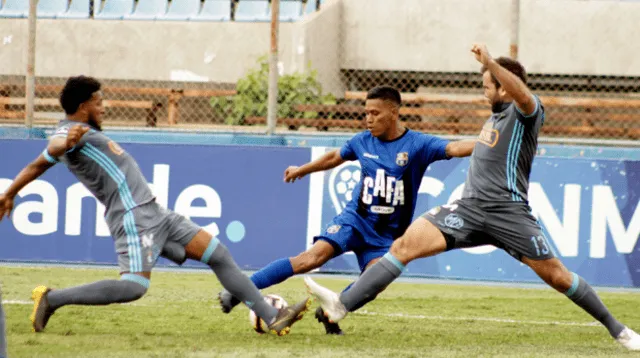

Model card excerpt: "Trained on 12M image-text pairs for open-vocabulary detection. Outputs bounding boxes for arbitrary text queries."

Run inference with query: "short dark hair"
[366,85,401,106]
[481,57,527,88]
[59,76,102,114]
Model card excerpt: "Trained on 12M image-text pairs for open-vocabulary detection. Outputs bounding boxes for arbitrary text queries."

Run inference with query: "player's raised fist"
[66,125,90,150]
[471,43,492,66]
[284,166,304,183]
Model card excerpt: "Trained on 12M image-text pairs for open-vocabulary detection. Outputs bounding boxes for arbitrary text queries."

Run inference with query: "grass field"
[2,266,640,357]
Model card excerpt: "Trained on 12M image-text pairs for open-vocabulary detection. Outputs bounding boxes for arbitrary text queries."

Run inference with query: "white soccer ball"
[249,294,288,334]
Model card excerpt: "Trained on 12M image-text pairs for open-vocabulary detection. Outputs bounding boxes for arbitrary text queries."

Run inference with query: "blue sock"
[250,258,294,290]
[342,281,376,312]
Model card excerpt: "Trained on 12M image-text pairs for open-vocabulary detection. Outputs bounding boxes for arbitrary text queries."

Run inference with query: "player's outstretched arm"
[445,139,477,158]
[0,124,88,221]
[284,149,345,183]
[0,154,55,221]
[471,43,537,116]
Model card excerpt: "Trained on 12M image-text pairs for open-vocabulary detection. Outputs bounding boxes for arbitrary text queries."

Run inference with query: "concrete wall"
[1,0,639,87]
[342,0,640,76]
[0,19,295,82]
[341,0,512,73]
[519,0,640,76]
[293,0,343,95]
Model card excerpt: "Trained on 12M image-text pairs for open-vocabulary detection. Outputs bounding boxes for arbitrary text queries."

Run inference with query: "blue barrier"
[0,129,639,286]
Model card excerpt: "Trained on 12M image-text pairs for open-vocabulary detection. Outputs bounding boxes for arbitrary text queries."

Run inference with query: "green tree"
[211,56,336,125]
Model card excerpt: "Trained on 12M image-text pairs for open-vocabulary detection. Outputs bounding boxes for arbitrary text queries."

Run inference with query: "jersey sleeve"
[339,133,361,161]
[515,95,544,125]
[50,124,91,154]
[421,134,450,163]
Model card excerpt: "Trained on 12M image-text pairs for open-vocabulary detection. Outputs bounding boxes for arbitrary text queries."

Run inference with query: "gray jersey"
[462,97,544,203]
[46,120,155,223]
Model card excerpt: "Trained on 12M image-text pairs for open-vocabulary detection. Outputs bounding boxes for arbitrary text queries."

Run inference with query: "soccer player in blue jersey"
[304,44,640,350]
[218,85,476,334]
[0,76,310,336]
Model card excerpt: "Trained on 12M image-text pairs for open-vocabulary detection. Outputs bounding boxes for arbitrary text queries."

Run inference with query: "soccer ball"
[248,294,288,334]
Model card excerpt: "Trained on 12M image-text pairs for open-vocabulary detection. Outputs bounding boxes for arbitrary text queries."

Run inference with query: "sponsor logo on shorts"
[444,213,464,229]
[396,152,409,166]
[326,224,341,234]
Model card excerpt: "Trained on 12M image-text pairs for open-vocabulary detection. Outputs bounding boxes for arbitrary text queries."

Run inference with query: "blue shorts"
[314,220,392,272]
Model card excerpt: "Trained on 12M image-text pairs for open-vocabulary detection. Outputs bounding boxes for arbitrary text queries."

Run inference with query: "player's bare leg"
[219,240,334,314]
[306,218,447,323]
[186,230,310,336]
[31,271,150,333]
[523,257,640,350]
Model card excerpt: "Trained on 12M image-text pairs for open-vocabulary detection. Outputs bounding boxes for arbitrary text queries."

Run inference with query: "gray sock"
[47,278,148,311]
[203,239,278,324]
[340,253,404,311]
[0,290,6,358]
[565,273,625,338]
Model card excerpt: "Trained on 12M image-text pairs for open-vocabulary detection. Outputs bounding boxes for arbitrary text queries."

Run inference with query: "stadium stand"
[95,0,135,20]
[161,0,202,20]
[190,0,231,21]
[59,0,91,18]
[125,0,168,20]
[278,0,303,22]
[234,0,270,22]
[0,0,29,18]
[38,0,69,19]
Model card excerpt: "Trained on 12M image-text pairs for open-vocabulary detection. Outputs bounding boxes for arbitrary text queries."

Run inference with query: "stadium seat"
[234,0,269,22]
[304,0,317,15]
[95,0,134,20]
[58,0,91,18]
[190,0,230,21]
[277,0,302,22]
[37,0,69,18]
[125,0,168,20]
[0,0,29,18]
[160,0,201,21]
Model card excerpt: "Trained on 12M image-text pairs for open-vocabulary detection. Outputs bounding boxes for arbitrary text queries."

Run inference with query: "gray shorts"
[108,201,201,273]
[422,198,555,261]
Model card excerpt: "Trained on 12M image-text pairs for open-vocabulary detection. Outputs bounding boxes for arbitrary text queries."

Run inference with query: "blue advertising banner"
[310,147,640,287]
[0,139,311,270]
[1,137,639,287]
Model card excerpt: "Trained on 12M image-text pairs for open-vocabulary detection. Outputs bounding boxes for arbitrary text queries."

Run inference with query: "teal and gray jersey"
[43,120,155,223]
[462,96,544,203]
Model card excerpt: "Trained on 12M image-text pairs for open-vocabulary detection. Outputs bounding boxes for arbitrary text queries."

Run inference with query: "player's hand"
[65,125,90,150]
[0,193,14,222]
[284,166,305,183]
[471,43,492,66]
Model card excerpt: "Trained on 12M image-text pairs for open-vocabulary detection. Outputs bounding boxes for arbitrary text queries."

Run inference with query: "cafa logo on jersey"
[396,152,409,166]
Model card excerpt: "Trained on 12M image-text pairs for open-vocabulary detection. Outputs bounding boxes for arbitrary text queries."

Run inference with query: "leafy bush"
[210,56,336,125]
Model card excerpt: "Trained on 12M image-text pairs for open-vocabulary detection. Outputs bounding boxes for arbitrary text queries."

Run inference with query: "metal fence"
[1,0,639,142]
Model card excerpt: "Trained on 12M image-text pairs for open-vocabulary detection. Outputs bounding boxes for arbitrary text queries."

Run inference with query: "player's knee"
[389,237,413,263]
[292,251,326,273]
[533,260,572,291]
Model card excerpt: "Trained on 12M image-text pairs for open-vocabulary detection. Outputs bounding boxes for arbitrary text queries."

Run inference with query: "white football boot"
[616,326,640,351]
[304,276,348,323]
